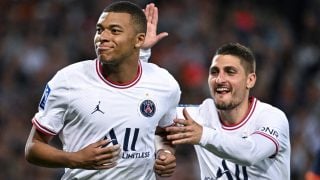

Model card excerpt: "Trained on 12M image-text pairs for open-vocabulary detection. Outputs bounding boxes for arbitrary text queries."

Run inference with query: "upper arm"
[26,125,54,150]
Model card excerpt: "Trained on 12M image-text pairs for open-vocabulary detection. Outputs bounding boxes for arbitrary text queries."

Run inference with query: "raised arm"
[142,3,168,49]
[140,3,168,62]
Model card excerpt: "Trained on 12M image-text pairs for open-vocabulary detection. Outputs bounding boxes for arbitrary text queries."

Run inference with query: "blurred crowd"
[0,0,319,179]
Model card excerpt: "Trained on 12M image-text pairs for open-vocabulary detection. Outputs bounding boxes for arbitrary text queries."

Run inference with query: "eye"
[111,28,121,34]
[209,67,219,76]
[96,26,103,34]
[225,67,237,75]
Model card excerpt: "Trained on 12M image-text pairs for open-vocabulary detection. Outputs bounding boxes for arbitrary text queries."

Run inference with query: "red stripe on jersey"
[253,131,279,157]
[222,97,257,130]
[32,118,56,136]
[95,59,142,89]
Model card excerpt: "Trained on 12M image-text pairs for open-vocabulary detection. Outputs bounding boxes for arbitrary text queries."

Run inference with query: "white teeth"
[216,87,228,91]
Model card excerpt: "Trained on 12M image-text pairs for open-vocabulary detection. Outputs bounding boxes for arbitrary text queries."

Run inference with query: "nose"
[215,72,226,83]
[98,30,111,42]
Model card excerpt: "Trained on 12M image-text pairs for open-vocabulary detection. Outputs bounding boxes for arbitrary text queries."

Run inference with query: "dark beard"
[215,101,239,110]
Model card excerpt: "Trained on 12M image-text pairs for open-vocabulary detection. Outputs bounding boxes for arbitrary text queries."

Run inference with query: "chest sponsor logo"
[104,128,151,160]
[140,99,156,117]
[259,126,279,138]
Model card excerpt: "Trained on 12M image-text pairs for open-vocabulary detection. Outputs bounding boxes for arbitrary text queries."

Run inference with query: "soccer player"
[24,2,180,180]
[166,43,291,179]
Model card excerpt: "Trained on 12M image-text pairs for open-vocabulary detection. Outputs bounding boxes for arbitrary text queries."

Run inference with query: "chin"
[214,98,234,110]
[98,55,112,64]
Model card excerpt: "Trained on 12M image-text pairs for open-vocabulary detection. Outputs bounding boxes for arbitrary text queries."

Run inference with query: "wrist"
[157,149,173,155]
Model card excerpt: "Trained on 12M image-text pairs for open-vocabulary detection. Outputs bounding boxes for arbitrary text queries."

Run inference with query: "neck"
[100,59,139,84]
[218,97,253,126]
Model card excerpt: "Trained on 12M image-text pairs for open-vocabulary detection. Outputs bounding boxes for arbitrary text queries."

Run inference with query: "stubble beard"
[214,98,241,111]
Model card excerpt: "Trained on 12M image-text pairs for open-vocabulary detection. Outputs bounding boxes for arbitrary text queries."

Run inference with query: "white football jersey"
[177,97,290,180]
[33,59,181,180]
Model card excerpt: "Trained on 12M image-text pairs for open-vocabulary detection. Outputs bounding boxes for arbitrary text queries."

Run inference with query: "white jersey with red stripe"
[33,58,181,180]
[177,97,290,180]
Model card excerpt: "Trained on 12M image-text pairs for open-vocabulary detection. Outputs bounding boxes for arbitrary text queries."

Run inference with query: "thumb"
[182,107,192,120]
[156,32,169,42]
[157,152,167,160]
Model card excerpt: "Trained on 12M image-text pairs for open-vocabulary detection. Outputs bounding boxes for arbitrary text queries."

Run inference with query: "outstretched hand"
[166,108,203,145]
[142,3,168,49]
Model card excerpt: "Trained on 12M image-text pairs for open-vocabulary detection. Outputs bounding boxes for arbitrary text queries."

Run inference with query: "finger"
[156,32,169,42]
[155,156,176,166]
[182,108,192,120]
[95,161,117,170]
[166,126,186,134]
[95,139,111,148]
[158,172,175,177]
[154,162,176,176]
[173,118,188,126]
[99,154,120,165]
[99,144,121,158]
[144,3,153,18]
[172,137,193,145]
[157,162,176,170]
[147,3,155,23]
[154,164,176,173]
[151,6,158,25]
[167,133,193,144]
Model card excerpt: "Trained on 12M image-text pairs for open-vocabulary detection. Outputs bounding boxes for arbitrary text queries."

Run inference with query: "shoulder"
[141,62,174,79]
[48,60,95,86]
[141,61,180,89]
[253,98,289,133]
[58,60,95,75]
[256,99,287,121]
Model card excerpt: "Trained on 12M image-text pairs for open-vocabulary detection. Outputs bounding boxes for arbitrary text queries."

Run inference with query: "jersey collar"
[95,59,142,89]
[221,97,257,130]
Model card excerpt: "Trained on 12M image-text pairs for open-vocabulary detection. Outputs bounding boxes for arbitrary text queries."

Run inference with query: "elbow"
[24,143,36,164]
[237,158,256,166]
[24,146,32,163]
[231,153,259,166]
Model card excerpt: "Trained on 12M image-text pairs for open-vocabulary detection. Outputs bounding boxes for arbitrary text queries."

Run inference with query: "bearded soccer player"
[166,43,291,179]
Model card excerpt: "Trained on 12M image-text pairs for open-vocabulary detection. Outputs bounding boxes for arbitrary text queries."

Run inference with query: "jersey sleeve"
[139,49,151,62]
[199,107,289,166]
[32,70,69,136]
[252,109,290,157]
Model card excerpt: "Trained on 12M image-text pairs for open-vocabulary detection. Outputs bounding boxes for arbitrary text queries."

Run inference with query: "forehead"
[97,12,132,26]
[210,54,242,68]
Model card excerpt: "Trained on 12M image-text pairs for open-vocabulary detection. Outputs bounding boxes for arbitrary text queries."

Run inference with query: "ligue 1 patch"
[140,99,156,117]
[39,84,51,110]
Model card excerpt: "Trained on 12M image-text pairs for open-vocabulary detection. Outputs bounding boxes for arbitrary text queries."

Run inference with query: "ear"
[246,73,256,89]
[134,33,145,48]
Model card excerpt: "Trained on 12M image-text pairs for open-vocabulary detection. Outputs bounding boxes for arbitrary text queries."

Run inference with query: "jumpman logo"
[91,101,104,114]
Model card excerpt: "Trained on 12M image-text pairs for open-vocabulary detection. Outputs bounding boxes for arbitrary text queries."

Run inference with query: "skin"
[25,3,175,176]
[166,54,256,145]
[94,12,144,84]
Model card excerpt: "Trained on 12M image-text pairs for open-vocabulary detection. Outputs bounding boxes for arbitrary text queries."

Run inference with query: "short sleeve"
[32,70,69,136]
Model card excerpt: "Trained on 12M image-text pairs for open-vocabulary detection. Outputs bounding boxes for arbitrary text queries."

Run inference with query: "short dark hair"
[215,43,256,74]
[103,1,147,34]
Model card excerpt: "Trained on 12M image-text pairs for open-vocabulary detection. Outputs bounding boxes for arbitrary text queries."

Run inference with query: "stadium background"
[0,0,319,179]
